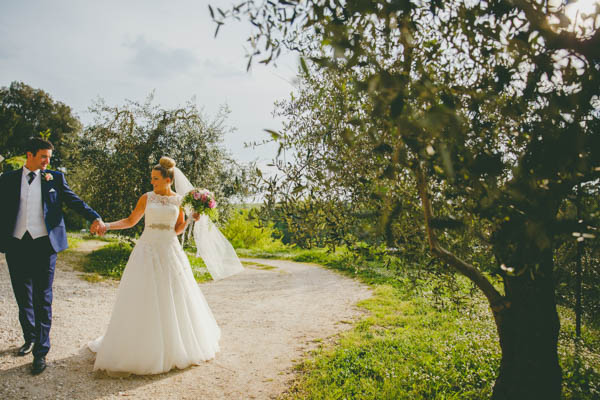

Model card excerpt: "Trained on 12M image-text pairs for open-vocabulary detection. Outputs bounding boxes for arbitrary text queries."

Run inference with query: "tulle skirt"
[88,230,220,375]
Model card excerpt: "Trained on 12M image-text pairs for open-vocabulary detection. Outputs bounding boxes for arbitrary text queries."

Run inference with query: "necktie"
[27,171,35,185]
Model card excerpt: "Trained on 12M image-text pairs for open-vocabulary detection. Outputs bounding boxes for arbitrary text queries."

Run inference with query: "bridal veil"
[173,167,244,280]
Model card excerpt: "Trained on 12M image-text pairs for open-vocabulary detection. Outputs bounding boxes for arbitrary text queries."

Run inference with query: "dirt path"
[0,243,371,399]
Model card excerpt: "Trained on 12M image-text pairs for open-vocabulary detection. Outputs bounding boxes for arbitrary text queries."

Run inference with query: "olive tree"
[0,81,81,168]
[213,1,600,398]
[71,94,252,234]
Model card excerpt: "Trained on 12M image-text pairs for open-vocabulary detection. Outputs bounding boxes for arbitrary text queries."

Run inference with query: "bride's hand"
[192,212,200,221]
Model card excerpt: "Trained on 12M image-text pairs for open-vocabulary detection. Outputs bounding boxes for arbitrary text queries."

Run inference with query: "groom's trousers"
[6,232,57,358]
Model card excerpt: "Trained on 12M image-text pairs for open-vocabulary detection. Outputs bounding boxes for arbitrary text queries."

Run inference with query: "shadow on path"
[0,346,187,400]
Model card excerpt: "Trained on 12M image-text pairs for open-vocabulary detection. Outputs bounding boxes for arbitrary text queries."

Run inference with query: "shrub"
[2,155,26,171]
[222,208,286,250]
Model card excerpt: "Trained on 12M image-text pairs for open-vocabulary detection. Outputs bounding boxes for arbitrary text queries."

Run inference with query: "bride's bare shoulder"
[137,192,150,205]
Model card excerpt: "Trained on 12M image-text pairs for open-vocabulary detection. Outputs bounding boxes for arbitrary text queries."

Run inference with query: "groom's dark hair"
[26,137,54,156]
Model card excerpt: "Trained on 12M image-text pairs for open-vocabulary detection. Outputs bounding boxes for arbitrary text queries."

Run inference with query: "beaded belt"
[146,223,173,231]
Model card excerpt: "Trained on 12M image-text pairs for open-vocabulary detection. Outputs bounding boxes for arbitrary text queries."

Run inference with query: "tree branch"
[413,161,510,312]
[512,0,600,64]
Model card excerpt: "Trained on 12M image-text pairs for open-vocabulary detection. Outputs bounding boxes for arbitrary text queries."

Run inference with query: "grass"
[66,234,85,250]
[270,251,600,400]
[188,253,213,283]
[62,233,115,281]
[243,261,278,270]
[64,232,122,282]
[557,307,600,399]
[82,241,133,279]
[283,273,501,399]
[237,246,349,265]
[80,273,105,283]
[67,230,121,245]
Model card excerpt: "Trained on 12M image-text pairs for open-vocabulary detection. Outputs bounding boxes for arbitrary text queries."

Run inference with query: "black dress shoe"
[16,342,33,356]
[31,356,46,375]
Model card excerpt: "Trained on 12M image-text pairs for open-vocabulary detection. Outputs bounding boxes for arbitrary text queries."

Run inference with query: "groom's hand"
[97,220,107,236]
[90,219,106,236]
[90,220,98,235]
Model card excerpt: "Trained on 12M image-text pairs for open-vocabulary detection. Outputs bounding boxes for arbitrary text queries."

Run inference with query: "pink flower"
[200,194,208,202]
[43,173,53,181]
[193,191,201,200]
[208,199,216,209]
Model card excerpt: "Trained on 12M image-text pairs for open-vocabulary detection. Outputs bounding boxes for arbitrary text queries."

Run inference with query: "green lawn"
[286,284,500,399]
[277,253,600,400]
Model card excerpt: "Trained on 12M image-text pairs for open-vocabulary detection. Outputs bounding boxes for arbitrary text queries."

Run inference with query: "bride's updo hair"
[153,156,176,180]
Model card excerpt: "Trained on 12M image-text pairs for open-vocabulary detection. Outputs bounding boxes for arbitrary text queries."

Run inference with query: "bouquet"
[182,188,219,222]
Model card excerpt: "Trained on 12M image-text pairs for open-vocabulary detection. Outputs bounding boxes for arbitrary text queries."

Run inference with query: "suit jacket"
[0,168,100,254]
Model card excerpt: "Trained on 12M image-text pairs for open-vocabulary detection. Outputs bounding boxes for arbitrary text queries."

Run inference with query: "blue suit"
[0,168,100,357]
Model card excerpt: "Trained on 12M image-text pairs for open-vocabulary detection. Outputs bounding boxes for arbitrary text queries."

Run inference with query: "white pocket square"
[49,188,56,193]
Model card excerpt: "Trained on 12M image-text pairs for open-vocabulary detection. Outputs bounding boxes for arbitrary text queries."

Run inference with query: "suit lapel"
[41,173,49,195]
[41,171,52,215]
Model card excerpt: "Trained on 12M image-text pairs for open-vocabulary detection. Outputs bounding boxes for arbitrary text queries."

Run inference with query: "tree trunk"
[492,252,562,400]
[413,164,562,399]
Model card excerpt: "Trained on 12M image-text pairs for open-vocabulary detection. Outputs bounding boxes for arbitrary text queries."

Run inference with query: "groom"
[0,138,105,375]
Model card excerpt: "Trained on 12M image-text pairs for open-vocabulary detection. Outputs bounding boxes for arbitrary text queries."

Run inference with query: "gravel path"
[0,242,371,399]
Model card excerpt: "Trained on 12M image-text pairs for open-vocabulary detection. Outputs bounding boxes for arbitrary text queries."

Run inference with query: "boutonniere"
[41,171,53,181]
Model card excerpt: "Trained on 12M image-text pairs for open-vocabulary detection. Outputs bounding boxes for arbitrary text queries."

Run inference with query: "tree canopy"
[0,81,81,167]
[69,94,253,234]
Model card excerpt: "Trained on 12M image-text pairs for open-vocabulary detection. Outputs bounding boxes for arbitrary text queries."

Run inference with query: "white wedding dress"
[88,192,221,375]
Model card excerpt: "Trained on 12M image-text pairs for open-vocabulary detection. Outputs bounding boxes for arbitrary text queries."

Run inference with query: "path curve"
[0,244,371,400]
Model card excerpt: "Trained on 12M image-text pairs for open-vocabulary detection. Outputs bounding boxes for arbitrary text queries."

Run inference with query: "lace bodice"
[144,191,182,232]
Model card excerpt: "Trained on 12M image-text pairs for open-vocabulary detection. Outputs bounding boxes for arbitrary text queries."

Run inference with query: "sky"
[564,0,600,34]
[2,0,597,167]
[0,0,299,167]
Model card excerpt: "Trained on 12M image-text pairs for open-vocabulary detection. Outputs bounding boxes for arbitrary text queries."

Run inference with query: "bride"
[88,157,240,376]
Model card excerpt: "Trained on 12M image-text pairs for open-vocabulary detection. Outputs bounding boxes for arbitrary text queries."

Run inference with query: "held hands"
[90,219,108,236]
[192,212,201,221]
